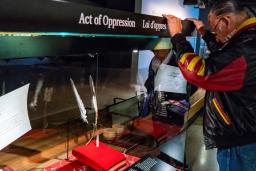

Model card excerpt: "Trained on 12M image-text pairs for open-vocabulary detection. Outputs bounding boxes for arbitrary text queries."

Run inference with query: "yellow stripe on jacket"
[179,53,206,76]
[213,98,231,125]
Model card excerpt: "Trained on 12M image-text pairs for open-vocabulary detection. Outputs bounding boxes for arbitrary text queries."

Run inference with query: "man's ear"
[222,15,232,29]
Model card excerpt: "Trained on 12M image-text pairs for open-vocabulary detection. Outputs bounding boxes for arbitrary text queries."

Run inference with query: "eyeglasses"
[211,16,224,34]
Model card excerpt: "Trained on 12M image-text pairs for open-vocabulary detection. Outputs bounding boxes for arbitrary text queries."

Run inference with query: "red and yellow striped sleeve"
[179,53,205,76]
[177,53,247,91]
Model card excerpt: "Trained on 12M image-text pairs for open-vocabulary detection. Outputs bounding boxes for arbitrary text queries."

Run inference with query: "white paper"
[154,64,187,93]
[0,84,31,150]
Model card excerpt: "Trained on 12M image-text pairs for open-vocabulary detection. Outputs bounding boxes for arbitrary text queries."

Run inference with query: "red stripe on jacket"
[178,56,247,91]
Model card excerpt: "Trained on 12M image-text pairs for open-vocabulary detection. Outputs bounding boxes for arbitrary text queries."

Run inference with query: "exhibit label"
[0,84,31,150]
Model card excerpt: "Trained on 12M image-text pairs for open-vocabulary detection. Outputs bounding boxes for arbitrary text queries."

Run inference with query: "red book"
[72,140,126,171]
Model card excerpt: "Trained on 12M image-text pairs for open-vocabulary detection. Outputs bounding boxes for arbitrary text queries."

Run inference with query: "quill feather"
[70,78,88,124]
[89,75,98,124]
[89,75,99,147]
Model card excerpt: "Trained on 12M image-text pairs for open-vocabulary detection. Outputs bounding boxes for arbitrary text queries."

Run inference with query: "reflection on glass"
[0,49,199,170]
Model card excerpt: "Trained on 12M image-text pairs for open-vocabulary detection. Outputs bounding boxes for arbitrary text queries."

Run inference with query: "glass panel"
[0,48,204,170]
[0,55,99,170]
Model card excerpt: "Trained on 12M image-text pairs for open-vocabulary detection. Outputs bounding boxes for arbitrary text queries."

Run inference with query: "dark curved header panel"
[0,0,169,37]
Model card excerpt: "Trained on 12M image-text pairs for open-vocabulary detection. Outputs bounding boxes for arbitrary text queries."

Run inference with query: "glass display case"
[0,59,204,170]
[0,0,205,170]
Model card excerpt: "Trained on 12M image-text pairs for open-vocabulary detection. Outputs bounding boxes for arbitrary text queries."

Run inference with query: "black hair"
[210,0,255,17]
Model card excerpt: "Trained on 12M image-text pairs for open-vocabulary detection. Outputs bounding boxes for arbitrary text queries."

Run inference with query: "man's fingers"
[162,14,179,20]
[162,14,183,36]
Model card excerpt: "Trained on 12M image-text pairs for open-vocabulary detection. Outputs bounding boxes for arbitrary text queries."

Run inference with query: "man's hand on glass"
[163,14,182,37]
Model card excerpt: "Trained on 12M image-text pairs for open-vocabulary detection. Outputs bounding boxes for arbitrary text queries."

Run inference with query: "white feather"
[89,76,98,124]
[70,78,88,124]
[89,75,100,147]
[89,75,96,95]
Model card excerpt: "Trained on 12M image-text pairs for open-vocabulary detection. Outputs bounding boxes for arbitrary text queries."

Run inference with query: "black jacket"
[171,17,256,149]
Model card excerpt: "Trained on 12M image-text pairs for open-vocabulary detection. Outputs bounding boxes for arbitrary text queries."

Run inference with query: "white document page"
[0,84,31,150]
[154,64,187,93]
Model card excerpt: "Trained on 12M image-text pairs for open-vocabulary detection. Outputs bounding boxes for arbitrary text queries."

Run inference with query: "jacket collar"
[223,17,256,44]
[235,17,256,36]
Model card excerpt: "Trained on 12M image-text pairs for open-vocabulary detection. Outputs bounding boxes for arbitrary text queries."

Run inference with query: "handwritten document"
[154,64,187,93]
[0,84,31,150]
